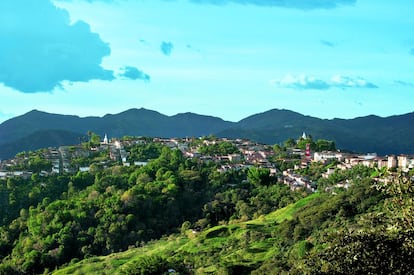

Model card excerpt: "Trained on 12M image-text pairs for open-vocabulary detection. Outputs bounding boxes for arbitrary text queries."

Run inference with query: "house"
[322,167,336,178]
[314,151,344,163]
[397,155,409,170]
[409,159,414,169]
[283,170,315,192]
[134,161,148,166]
[0,171,7,179]
[377,158,388,168]
[228,154,241,162]
[387,155,397,169]
[79,167,90,172]
[325,180,351,193]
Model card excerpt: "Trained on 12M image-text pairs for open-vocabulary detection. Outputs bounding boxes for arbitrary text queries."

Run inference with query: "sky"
[1,0,414,123]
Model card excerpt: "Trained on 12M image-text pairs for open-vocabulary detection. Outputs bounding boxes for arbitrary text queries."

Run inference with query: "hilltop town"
[1,133,414,274]
[1,133,413,193]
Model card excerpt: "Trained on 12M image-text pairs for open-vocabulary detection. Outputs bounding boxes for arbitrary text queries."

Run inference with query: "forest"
[0,139,413,274]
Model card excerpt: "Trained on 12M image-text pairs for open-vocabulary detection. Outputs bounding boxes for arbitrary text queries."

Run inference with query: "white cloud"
[271,74,330,90]
[330,75,377,89]
[271,74,378,90]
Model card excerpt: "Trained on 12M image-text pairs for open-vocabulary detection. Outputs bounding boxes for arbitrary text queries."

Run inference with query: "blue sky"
[1,0,413,123]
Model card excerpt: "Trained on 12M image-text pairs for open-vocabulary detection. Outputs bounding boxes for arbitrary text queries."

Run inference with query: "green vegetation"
[128,143,164,162]
[197,140,239,156]
[49,172,414,275]
[51,194,320,275]
[7,151,52,173]
[0,139,413,274]
[286,135,336,152]
[0,142,304,274]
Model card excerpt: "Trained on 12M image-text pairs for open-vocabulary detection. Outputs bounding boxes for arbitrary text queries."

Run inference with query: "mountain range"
[0,108,413,159]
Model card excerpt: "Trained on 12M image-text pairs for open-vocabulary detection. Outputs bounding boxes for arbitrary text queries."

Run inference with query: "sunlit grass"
[53,194,319,274]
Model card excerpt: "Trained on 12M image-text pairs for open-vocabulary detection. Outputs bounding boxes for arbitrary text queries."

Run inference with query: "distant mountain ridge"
[0,108,413,159]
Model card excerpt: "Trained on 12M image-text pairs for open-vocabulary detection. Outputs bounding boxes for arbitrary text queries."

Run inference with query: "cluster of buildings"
[1,135,413,194]
[152,137,276,169]
[314,151,414,172]
[282,170,316,192]
[0,136,277,178]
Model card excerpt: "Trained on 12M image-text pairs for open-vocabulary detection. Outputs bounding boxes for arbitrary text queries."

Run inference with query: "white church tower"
[103,134,108,144]
[302,132,307,139]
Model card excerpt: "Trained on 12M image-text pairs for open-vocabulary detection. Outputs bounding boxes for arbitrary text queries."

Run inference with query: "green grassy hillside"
[52,193,320,275]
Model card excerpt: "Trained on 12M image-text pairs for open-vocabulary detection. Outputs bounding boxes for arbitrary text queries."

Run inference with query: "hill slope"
[50,171,414,275]
[52,194,320,275]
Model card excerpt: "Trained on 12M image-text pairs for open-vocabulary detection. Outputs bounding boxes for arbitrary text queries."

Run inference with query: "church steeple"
[103,134,108,144]
[302,132,307,139]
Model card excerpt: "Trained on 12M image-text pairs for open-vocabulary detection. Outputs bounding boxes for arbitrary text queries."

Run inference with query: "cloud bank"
[189,0,356,9]
[272,74,378,90]
[0,0,114,93]
[160,41,174,56]
[119,66,150,82]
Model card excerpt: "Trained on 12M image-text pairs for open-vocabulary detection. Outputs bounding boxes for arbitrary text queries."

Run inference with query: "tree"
[90,133,101,147]
[273,144,285,153]
[284,138,296,148]
[28,156,52,173]
[315,139,336,152]
[247,167,274,187]
[297,173,414,274]
[296,138,315,151]
[181,221,191,234]
[129,143,163,162]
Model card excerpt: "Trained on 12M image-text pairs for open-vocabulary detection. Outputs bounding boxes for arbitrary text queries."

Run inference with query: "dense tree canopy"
[0,139,412,274]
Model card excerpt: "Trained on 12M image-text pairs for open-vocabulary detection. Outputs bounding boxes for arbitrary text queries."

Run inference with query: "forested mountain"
[1,108,414,159]
[0,130,82,160]
[0,109,234,159]
[217,109,414,155]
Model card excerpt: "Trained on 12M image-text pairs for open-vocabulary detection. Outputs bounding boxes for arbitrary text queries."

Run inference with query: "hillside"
[1,108,414,159]
[52,194,320,274]
[0,140,413,274]
[52,172,414,275]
